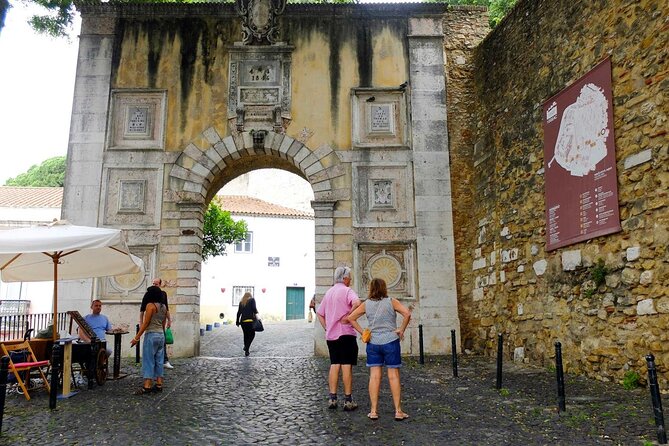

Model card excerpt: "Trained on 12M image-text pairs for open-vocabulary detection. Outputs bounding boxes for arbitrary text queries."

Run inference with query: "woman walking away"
[131,285,167,394]
[236,292,258,356]
[347,278,412,421]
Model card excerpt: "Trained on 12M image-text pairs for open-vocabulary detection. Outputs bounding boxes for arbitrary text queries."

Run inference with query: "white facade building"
[200,195,315,325]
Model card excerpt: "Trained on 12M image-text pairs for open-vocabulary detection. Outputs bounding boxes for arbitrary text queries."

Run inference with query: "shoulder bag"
[362,300,382,343]
[253,318,264,332]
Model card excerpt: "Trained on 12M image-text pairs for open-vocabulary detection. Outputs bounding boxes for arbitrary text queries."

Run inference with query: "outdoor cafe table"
[106,330,129,380]
[58,336,78,399]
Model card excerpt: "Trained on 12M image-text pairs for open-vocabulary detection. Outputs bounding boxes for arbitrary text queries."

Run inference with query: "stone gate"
[61,2,482,357]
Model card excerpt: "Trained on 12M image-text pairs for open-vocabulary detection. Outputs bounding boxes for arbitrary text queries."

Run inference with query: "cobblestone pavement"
[1,320,666,445]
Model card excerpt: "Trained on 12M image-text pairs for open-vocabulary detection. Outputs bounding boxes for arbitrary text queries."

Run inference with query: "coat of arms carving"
[236,0,287,45]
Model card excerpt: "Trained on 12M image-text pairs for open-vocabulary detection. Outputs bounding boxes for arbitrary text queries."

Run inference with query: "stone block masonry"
[453,0,669,387]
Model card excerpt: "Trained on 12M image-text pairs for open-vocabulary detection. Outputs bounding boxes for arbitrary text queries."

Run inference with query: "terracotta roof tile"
[0,187,63,208]
[215,195,313,219]
[0,187,313,220]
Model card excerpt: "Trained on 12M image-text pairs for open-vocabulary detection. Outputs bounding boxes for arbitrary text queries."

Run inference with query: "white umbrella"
[0,220,144,340]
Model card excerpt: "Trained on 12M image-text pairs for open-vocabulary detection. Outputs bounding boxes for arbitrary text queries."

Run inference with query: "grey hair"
[334,266,351,284]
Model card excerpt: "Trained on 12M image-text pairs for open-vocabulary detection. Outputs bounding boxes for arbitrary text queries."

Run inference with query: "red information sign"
[543,58,621,251]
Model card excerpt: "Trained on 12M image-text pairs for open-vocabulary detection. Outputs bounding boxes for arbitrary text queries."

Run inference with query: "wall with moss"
[456,0,669,386]
[108,5,415,155]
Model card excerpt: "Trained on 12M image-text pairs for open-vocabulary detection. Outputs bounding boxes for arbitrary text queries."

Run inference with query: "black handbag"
[253,319,264,332]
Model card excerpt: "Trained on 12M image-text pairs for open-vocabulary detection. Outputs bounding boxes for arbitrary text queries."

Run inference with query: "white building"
[0,187,62,314]
[200,195,315,325]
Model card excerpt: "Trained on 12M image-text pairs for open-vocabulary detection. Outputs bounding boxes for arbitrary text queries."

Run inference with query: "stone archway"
[164,127,342,355]
[62,2,462,359]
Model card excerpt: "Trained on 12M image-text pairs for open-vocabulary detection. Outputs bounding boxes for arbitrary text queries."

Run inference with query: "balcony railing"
[0,312,70,342]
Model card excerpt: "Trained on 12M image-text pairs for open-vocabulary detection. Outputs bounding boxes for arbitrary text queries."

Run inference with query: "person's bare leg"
[368,366,382,416]
[143,378,152,389]
[329,364,341,394]
[388,368,407,418]
[342,364,353,395]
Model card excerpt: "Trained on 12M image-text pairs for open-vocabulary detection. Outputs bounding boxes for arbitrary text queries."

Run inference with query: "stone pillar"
[408,17,460,353]
[175,203,205,357]
[312,200,336,356]
[60,14,117,313]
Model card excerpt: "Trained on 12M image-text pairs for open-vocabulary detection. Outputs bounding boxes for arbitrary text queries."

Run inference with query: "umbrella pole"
[53,256,58,342]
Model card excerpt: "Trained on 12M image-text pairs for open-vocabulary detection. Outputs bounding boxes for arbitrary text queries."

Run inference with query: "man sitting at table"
[79,299,112,356]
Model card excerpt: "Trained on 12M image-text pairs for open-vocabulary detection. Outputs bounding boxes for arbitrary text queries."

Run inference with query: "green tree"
[4,156,66,186]
[446,0,518,28]
[0,0,74,38]
[202,201,248,261]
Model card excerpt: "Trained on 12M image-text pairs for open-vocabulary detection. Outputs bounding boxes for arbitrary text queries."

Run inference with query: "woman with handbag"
[347,278,412,421]
[130,285,167,394]
[236,292,259,356]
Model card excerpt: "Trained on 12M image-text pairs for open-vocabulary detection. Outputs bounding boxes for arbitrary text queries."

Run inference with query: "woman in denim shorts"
[348,278,412,421]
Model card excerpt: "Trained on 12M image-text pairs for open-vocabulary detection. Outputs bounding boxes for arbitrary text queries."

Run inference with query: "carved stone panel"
[351,89,408,148]
[101,245,154,300]
[108,90,167,150]
[352,163,415,228]
[356,243,415,300]
[102,167,162,228]
[228,47,293,133]
[118,180,146,213]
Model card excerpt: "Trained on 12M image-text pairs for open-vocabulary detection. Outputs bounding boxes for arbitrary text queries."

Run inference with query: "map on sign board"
[547,83,610,177]
[542,58,621,251]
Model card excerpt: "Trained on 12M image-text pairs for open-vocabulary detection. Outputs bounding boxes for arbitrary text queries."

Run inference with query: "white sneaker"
[164,361,174,369]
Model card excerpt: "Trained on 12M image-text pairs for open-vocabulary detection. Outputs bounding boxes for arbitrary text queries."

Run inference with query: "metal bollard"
[495,334,503,390]
[135,324,140,364]
[646,354,668,444]
[451,329,458,378]
[0,356,9,434]
[555,341,566,412]
[49,344,61,410]
[418,324,425,365]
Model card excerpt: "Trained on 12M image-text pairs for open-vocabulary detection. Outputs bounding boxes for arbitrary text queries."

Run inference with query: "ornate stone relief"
[228,47,293,135]
[372,180,394,208]
[108,90,166,150]
[357,244,415,299]
[102,245,153,298]
[351,88,408,148]
[101,167,162,228]
[236,0,286,45]
[118,180,146,213]
[352,163,414,227]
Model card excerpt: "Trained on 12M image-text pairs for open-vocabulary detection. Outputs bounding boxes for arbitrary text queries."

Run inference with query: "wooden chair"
[2,341,51,401]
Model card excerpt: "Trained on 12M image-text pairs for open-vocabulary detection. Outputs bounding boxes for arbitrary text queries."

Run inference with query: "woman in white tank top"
[347,278,412,421]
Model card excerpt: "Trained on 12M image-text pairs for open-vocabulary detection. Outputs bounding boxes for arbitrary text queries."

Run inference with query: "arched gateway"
[61,1,462,357]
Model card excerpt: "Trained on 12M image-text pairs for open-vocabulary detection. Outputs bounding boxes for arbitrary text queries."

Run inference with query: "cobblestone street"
[0,320,665,445]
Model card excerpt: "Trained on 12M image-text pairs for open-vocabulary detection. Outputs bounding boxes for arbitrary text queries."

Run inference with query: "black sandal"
[134,387,153,395]
[152,385,163,392]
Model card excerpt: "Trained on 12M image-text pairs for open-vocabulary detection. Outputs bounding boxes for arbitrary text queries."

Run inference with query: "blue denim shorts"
[366,339,401,368]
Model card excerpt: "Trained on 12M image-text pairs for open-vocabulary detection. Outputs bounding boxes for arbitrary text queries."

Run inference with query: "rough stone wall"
[443,6,490,351]
[458,0,669,386]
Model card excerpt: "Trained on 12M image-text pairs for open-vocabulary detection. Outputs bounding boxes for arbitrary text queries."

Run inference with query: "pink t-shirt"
[317,283,360,341]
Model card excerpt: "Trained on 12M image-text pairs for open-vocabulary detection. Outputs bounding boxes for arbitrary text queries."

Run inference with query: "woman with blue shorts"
[348,278,412,421]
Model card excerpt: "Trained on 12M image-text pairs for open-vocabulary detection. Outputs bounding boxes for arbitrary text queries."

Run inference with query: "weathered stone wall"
[65,3,462,357]
[456,0,669,386]
[443,6,490,351]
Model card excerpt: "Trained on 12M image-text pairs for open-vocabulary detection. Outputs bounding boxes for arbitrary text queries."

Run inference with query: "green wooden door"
[285,287,305,320]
